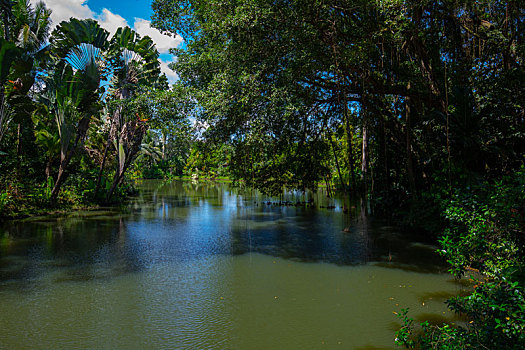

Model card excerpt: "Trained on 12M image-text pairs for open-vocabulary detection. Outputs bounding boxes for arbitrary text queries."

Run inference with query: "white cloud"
[160,57,179,85]
[33,0,183,51]
[31,0,93,26]
[33,0,183,85]
[133,18,183,54]
[96,9,128,36]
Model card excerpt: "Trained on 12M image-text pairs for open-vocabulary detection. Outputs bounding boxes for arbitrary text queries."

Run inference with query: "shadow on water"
[414,312,463,325]
[417,289,473,304]
[1,180,447,287]
[0,216,145,287]
[0,180,471,350]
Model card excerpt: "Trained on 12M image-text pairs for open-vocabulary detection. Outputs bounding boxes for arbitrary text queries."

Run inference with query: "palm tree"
[46,18,109,204]
[101,27,162,201]
[136,130,163,167]
[0,0,51,146]
[46,19,163,203]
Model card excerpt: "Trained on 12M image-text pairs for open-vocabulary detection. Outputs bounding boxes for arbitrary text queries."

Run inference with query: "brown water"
[0,180,464,349]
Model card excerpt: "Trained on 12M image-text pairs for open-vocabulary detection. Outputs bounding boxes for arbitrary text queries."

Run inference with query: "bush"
[396,168,525,349]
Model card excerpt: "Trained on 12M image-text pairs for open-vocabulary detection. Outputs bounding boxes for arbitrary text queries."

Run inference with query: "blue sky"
[31,0,183,84]
[85,0,151,22]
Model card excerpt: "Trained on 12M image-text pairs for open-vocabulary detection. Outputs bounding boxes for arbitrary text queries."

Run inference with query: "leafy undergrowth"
[396,168,525,349]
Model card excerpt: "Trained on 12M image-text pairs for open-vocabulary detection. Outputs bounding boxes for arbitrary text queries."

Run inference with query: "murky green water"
[0,180,464,349]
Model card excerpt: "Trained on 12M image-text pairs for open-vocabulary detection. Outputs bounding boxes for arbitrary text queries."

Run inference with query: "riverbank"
[0,181,135,221]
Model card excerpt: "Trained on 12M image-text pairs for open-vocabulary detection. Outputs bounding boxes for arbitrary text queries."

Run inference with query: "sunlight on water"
[0,180,465,349]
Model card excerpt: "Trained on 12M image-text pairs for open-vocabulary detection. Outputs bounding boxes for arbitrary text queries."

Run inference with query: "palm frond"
[65,43,104,71]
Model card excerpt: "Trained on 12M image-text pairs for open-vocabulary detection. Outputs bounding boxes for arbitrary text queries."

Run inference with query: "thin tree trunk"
[405,95,417,197]
[45,157,53,178]
[361,108,369,214]
[383,117,390,199]
[0,86,6,141]
[325,175,332,198]
[329,132,346,193]
[16,123,21,174]
[3,10,10,41]
[94,138,110,195]
[94,128,113,195]
[49,116,91,204]
[95,107,121,196]
[344,100,356,192]
[50,159,68,203]
[162,131,167,161]
[106,171,125,203]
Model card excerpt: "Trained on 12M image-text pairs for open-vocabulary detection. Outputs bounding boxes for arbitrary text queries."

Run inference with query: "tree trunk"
[3,10,10,41]
[45,157,53,179]
[0,86,6,141]
[95,107,121,196]
[94,138,110,196]
[344,100,356,192]
[106,170,125,203]
[162,131,167,161]
[49,116,91,205]
[49,159,68,204]
[105,118,147,202]
[16,123,21,171]
[325,175,332,198]
[382,117,390,198]
[361,107,369,215]
[405,95,417,197]
[361,113,368,196]
[329,132,346,193]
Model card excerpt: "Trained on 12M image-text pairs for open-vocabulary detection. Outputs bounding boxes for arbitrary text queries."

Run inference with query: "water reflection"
[0,180,459,349]
[0,180,447,286]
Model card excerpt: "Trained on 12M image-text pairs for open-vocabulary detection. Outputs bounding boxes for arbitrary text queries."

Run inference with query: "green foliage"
[396,282,525,349]
[151,0,524,207]
[185,141,231,179]
[396,308,466,349]
[397,168,525,349]
[0,190,12,214]
[395,309,416,348]
[449,281,525,348]
[439,169,525,279]
[0,4,185,211]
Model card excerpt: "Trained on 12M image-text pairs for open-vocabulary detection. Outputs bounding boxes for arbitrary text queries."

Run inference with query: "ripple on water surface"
[0,180,464,349]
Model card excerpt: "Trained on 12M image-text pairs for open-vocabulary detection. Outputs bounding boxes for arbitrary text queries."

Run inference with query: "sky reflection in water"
[0,180,460,349]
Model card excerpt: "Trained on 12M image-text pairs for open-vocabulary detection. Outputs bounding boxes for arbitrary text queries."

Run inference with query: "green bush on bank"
[396,168,525,349]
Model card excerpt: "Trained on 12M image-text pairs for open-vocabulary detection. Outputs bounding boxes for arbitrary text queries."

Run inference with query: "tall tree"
[46,18,109,204]
[103,27,163,201]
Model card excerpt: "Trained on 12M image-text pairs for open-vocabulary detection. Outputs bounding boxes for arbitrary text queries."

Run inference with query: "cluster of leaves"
[440,173,525,280]
[152,0,524,207]
[396,308,465,349]
[184,141,231,179]
[0,1,193,216]
[131,85,196,179]
[397,281,525,349]
[396,168,525,349]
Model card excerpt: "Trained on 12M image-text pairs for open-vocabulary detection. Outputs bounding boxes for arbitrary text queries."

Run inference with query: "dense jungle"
[1,0,524,348]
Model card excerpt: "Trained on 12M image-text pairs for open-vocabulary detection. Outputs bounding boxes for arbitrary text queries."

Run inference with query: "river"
[0,180,465,349]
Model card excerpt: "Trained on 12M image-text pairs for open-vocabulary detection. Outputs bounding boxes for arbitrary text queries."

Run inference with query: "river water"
[0,180,464,349]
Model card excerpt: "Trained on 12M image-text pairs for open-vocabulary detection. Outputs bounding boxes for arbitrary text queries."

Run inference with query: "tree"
[152,0,524,201]
[42,19,166,203]
[0,0,51,164]
[103,26,163,201]
[46,18,109,204]
[152,2,524,345]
